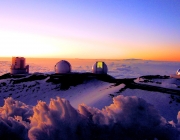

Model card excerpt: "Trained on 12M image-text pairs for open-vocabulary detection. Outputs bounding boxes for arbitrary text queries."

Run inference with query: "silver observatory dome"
[92,61,108,74]
[55,60,71,74]
[176,69,180,75]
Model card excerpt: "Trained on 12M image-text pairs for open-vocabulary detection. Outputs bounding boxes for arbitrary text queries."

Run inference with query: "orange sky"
[0,29,179,61]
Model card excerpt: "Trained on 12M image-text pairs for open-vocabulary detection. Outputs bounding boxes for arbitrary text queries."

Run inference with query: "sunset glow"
[0,1,180,61]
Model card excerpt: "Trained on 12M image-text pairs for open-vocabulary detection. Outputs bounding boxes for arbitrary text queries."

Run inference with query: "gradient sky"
[0,0,180,61]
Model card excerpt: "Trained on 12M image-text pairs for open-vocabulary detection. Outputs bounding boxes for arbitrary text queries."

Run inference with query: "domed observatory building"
[92,61,108,74]
[10,57,29,74]
[55,60,71,74]
[176,69,180,75]
[170,69,180,78]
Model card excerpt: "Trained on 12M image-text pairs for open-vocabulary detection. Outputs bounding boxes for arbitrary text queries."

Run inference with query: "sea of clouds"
[1,59,180,78]
[0,95,179,140]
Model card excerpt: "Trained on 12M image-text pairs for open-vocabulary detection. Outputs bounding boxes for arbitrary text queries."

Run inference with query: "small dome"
[55,60,71,74]
[176,69,180,75]
[92,61,108,74]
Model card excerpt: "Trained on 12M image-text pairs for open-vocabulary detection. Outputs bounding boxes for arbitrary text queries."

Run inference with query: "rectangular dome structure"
[10,57,29,75]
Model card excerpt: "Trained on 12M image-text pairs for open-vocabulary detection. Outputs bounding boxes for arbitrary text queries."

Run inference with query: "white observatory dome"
[55,60,71,74]
[92,61,108,74]
[176,69,180,75]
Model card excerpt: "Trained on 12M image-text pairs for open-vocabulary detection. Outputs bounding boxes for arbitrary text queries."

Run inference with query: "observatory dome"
[92,61,108,74]
[55,60,71,74]
[176,69,180,75]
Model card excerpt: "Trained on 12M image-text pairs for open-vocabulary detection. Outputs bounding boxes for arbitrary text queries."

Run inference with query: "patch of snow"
[135,77,180,90]
[121,89,180,122]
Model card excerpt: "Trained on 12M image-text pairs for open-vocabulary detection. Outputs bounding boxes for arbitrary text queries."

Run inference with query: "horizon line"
[0,57,180,62]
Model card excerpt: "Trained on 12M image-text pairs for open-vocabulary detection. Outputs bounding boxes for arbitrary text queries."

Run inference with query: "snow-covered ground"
[0,58,180,139]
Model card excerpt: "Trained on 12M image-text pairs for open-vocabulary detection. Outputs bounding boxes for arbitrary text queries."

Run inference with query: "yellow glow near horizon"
[0,30,180,61]
[0,30,63,57]
[0,30,124,59]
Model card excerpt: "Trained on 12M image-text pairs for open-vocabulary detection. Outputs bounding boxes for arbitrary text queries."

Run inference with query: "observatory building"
[55,60,71,74]
[176,69,180,75]
[170,69,180,79]
[92,61,108,74]
[10,57,29,74]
